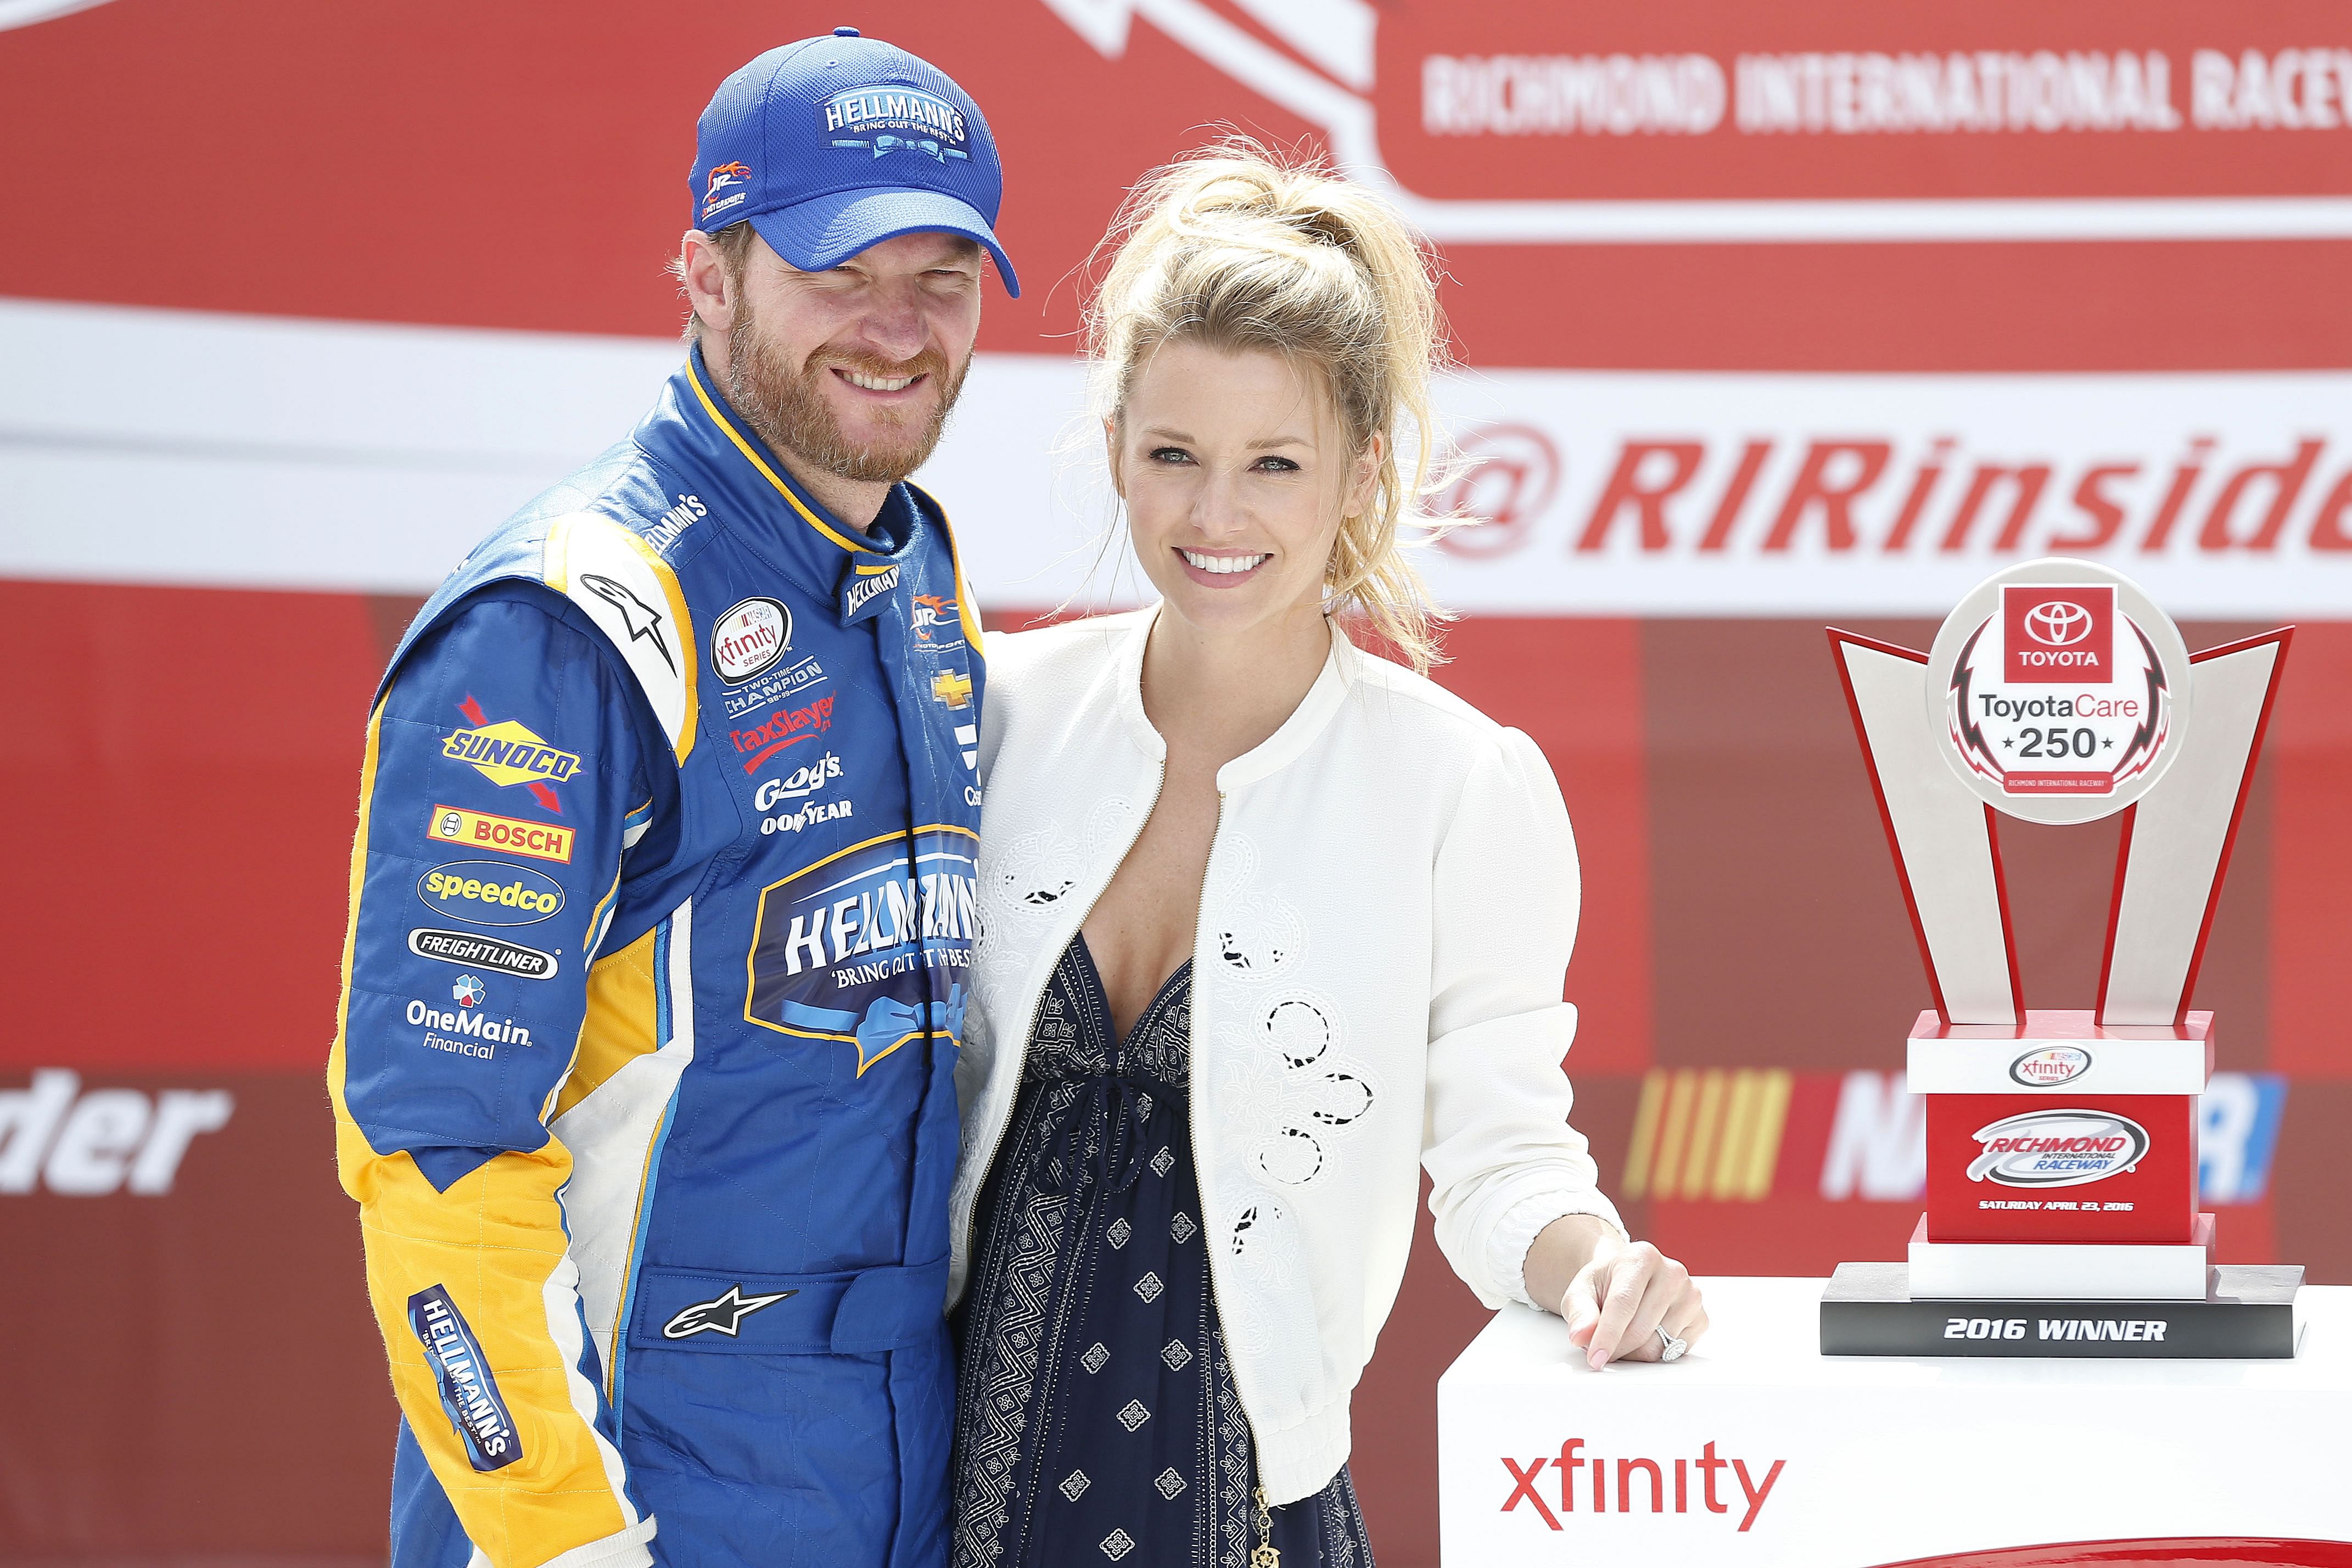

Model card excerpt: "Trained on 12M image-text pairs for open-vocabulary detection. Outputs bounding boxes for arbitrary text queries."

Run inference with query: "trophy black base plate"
[1820,1262,2304,1359]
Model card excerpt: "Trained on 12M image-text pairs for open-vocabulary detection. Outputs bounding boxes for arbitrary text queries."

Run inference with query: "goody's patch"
[406,1286,522,1472]
[821,87,969,163]
[744,826,976,1074]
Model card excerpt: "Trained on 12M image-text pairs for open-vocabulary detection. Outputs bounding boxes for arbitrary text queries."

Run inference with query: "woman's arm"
[1421,726,1707,1367]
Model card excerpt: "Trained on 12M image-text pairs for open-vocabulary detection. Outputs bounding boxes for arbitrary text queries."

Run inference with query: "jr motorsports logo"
[1968,1109,2149,1188]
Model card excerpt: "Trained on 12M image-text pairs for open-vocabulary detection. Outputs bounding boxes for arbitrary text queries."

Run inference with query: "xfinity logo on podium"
[1499,1438,1785,1533]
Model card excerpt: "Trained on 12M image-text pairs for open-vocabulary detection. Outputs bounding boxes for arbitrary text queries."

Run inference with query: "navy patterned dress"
[950,935,1374,1568]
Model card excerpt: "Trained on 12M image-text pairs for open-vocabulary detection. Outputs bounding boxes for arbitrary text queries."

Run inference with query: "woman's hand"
[1562,1234,1706,1369]
[1525,1216,1707,1370]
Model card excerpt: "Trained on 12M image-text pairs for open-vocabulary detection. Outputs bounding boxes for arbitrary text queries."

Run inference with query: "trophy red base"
[1819,564,2300,1360]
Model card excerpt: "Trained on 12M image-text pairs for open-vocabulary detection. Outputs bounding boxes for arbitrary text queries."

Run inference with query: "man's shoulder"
[385,444,707,758]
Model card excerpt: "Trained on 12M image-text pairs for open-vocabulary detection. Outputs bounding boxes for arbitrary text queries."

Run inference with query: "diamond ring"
[1656,1325,1689,1363]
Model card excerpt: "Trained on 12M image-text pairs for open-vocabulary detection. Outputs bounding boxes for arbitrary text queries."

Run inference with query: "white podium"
[1437,1276,2352,1566]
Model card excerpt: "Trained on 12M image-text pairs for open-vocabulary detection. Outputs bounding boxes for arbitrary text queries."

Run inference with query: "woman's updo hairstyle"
[1087,141,1453,670]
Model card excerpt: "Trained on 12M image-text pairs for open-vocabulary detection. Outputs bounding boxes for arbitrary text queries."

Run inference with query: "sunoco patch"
[407,1285,523,1472]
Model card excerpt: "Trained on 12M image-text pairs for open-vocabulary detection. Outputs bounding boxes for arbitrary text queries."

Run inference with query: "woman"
[945,147,1706,1568]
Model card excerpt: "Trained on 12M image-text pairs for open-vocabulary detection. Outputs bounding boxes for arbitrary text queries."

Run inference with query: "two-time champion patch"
[406,1285,523,1472]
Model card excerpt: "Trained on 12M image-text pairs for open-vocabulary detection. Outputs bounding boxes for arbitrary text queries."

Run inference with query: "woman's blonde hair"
[1085,141,1454,670]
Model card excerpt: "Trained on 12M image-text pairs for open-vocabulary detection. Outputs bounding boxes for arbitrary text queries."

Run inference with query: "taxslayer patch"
[428,804,574,864]
[406,1286,522,1472]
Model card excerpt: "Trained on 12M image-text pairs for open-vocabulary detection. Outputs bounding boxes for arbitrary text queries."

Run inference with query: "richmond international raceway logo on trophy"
[1822,558,2303,1359]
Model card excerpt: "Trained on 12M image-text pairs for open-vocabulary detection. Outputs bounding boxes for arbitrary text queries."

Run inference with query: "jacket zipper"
[956,758,1168,1279]
[1186,787,1276,1496]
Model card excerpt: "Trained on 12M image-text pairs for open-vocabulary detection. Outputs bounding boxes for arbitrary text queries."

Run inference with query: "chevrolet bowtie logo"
[931,669,973,710]
[661,1283,796,1340]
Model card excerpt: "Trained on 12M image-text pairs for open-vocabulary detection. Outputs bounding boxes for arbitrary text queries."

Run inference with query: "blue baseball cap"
[691,28,1020,296]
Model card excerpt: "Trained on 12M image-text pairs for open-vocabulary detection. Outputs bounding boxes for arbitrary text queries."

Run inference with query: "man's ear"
[680,229,734,335]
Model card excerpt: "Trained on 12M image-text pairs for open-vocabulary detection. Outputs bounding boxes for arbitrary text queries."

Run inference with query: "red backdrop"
[1,3,2347,1564]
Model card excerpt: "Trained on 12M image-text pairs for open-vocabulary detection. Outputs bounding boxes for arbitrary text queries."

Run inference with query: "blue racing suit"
[328,344,984,1568]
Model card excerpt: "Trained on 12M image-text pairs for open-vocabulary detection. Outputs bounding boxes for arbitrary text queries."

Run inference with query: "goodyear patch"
[443,719,582,791]
[407,1285,523,1472]
[429,804,575,864]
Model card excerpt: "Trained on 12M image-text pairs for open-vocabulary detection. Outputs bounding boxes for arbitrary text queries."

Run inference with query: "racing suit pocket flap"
[830,1258,949,1354]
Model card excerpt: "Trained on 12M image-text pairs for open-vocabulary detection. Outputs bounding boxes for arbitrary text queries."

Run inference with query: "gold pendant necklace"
[1251,1486,1280,1567]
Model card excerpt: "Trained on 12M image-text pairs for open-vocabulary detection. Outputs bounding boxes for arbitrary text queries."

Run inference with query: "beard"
[724,298,969,486]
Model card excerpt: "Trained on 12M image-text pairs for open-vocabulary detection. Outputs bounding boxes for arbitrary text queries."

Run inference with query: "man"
[327,31,1016,1568]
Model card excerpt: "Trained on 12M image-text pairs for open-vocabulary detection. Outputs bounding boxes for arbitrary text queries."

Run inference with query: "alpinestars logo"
[580,573,676,674]
[663,1283,797,1340]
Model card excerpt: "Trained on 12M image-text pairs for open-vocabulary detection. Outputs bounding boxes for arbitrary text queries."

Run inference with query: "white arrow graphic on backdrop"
[1036,0,2352,243]
[0,0,117,30]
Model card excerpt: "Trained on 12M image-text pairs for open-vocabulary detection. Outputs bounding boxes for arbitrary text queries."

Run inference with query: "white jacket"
[948,608,1623,1505]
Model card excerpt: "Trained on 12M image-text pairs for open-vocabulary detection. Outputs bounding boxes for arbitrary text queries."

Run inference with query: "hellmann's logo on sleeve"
[406,1285,523,1472]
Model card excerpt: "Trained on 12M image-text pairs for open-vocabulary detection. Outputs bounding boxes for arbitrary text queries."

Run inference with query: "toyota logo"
[2024,601,2095,646]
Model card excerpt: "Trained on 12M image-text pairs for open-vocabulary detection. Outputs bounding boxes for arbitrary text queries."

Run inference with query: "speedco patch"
[429,804,574,864]
[416,861,565,927]
[407,1286,523,1472]
[1967,1109,2149,1188]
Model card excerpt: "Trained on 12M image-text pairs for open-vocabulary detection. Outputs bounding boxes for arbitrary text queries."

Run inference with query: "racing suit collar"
[657,343,918,607]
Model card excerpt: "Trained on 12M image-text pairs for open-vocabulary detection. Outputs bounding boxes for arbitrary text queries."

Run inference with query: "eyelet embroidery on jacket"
[1200,832,1304,979]
[1210,990,1379,1189]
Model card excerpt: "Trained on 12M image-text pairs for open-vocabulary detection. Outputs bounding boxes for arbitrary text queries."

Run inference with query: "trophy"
[1820,558,2300,1358]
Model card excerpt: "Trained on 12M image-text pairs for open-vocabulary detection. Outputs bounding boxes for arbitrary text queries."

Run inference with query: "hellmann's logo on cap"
[822,88,969,161]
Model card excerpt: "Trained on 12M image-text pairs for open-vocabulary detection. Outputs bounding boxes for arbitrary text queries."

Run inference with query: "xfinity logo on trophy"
[1499,1440,1785,1532]
[1968,1109,2149,1187]
[2009,1046,2093,1086]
